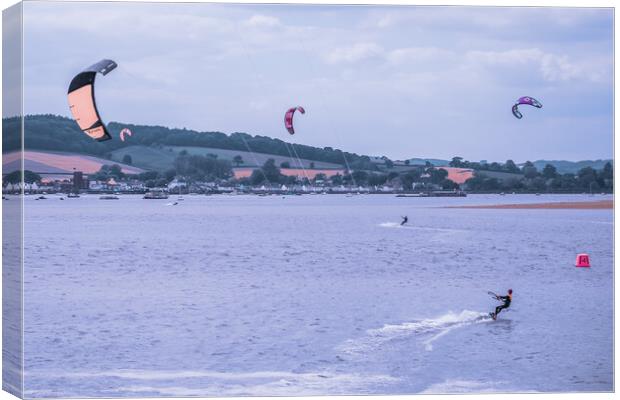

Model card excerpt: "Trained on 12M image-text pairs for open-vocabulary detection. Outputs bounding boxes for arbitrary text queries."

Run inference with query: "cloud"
[248,99,270,111]
[324,42,384,64]
[466,48,611,83]
[467,48,542,65]
[23,2,241,55]
[371,8,519,30]
[539,53,581,81]
[244,14,281,28]
[386,47,455,66]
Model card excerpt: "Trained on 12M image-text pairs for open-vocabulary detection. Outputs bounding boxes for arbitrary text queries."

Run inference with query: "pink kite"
[284,106,305,135]
[119,128,132,142]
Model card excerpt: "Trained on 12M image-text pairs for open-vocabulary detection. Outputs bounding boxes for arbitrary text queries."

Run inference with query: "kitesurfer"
[490,289,512,320]
[401,216,408,226]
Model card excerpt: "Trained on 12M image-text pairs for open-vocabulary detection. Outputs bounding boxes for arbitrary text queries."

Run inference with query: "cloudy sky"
[20,2,613,162]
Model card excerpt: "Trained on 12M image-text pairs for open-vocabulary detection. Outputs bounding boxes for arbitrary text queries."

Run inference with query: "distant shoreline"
[446,200,613,210]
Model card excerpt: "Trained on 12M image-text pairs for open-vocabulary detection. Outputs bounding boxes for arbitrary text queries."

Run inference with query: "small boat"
[67,193,80,198]
[99,195,119,200]
[144,189,169,199]
[395,193,426,198]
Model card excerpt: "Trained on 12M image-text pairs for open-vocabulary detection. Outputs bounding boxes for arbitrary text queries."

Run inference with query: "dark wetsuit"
[401,216,408,226]
[494,294,512,317]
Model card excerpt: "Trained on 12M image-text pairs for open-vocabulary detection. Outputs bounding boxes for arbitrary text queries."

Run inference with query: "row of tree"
[103,153,458,189]
[130,151,234,188]
[3,170,43,186]
[243,161,459,190]
[464,161,613,192]
[449,156,521,173]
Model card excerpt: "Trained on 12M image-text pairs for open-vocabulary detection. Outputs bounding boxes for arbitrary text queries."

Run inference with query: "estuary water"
[15,193,613,397]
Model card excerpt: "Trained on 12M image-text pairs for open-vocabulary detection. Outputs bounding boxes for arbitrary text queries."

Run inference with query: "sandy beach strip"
[446,200,613,209]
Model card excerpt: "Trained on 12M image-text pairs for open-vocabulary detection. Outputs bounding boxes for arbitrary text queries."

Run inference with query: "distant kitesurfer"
[490,289,512,320]
[401,216,408,226]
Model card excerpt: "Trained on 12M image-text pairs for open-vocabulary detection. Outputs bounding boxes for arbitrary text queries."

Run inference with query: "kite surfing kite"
[512,96,542,119]
[119,128,132,142]
[67,59,117,141]
[284,106,305,134]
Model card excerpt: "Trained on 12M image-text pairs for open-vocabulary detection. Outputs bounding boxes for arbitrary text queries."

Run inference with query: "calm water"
[14,193,613,397]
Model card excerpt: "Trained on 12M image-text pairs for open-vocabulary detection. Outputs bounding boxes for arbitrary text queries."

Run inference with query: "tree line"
[449,156,521,173]
[464,160,613,193]
[241,161,459,190]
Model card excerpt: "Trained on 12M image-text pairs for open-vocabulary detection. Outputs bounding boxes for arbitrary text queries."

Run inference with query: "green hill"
[109,145,342,171]
[109,146,177,171]
[4,115,377,172]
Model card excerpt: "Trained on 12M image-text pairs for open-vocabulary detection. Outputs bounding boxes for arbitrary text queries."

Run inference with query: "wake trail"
[338,310,491,354]
[378,222,466,233]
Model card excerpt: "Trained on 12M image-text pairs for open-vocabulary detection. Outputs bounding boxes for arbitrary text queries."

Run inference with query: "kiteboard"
[488,291,499,320]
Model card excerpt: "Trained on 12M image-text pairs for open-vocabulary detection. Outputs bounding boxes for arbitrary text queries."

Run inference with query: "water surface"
[18,194,613,396]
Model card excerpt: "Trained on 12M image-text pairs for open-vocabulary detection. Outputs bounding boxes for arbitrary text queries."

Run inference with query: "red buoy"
[575,253,591,268]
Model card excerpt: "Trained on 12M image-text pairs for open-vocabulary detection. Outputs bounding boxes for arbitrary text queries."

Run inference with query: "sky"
[18,1,614,162]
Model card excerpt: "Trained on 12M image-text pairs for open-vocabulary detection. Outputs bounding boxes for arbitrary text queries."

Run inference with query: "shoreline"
[445,200,613,210]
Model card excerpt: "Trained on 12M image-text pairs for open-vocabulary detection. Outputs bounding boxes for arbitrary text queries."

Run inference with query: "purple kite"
[284,106,305,135]
[512,96,542,119]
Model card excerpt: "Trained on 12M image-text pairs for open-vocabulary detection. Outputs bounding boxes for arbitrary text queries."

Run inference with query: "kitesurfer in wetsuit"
[401,216,408,226]
[491,289,512,320]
